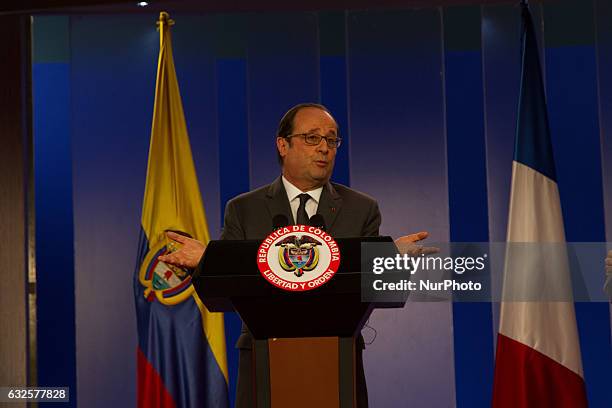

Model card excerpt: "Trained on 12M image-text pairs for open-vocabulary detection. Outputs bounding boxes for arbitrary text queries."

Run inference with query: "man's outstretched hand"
[157,231,206,269]
[394,231,439,256]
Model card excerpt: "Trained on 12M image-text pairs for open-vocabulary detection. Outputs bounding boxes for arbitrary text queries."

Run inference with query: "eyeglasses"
[285,133,342,148]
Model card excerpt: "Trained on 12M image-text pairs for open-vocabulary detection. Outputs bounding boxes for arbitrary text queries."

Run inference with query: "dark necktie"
[296,193,311,225]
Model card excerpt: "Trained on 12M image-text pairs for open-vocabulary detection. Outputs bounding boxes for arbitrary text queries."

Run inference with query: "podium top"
[193,236,399,338]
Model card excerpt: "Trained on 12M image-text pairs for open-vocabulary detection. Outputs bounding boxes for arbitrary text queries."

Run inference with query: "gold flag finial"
[156,11,175,30]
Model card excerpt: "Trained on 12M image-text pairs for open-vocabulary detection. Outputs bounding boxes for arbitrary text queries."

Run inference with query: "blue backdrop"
[32,1,611,407]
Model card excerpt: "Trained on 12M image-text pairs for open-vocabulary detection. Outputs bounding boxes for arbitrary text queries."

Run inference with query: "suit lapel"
[265,176,294,225]
[317,182,342,233]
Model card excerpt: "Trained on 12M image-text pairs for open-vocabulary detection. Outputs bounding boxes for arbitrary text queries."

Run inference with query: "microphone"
[272,214,289,230]
[308,214,327,231]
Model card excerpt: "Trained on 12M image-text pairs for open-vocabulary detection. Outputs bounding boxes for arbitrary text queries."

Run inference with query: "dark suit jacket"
[220,176,381,407]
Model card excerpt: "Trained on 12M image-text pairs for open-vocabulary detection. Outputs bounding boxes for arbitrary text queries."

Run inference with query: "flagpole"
[157,11,174,30]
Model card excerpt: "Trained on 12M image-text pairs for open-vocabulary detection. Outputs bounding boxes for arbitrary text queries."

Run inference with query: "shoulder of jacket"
[330,182,379,205]
[226,183,270,208]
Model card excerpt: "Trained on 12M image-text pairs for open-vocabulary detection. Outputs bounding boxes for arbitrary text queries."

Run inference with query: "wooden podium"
[194,236,401,408]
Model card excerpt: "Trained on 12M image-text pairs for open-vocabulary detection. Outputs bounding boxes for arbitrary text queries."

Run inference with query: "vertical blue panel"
[545,47,605,241]
[545,50,609,391]
[348,10,449,239]
[574,303,612,407]
[596,0,612,243]
[70,15,156,407]
[319,11,350,186]
[347,9,455,407]
[320,54,350,186]
[594,0,612,344]
[481,8,520,346]
[210,16,249,405]
[443,7,494,408]
[444,19,489,243]
[218,59,249,216]
[217,57,249,408]
[246,13,320,188]
[544,1,610,405]
[33,61,76,407]
[172,15,221,239]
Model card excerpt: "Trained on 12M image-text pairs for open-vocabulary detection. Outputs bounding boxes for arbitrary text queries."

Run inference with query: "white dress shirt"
[281,176,323,224]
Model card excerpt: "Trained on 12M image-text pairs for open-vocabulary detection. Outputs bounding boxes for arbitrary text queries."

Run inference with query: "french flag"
[492,3,588,407]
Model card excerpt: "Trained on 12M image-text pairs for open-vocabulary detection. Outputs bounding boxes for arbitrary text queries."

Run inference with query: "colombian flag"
[134,12,229,408]
[492,4,587,407]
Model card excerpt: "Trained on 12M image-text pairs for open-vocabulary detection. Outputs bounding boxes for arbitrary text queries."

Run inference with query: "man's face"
[277,107,338,190]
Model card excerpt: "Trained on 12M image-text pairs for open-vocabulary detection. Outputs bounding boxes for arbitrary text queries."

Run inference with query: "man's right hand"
[157,231,206,269]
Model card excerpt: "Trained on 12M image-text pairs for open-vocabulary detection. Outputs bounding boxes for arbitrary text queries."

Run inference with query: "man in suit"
[220,103,379,408]
[159,103,431,407]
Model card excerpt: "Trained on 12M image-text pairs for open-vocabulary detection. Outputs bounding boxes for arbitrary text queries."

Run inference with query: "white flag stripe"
[500,161,584,377]
[507,162,565,243]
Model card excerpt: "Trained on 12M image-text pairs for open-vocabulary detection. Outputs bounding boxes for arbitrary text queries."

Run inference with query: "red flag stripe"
[492,334,587,408]
[137,347,177,408]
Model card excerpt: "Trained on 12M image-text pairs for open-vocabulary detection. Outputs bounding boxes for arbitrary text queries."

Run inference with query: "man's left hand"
[394,231,439,256]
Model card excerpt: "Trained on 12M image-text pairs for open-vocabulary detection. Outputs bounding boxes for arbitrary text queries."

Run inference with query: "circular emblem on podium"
[257,225,340,292]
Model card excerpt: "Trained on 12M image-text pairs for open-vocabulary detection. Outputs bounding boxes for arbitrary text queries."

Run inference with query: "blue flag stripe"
[134,229,229,407]
[514,5,557,182]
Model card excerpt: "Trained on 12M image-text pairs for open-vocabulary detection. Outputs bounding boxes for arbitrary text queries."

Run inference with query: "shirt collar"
[281,175,323,204]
